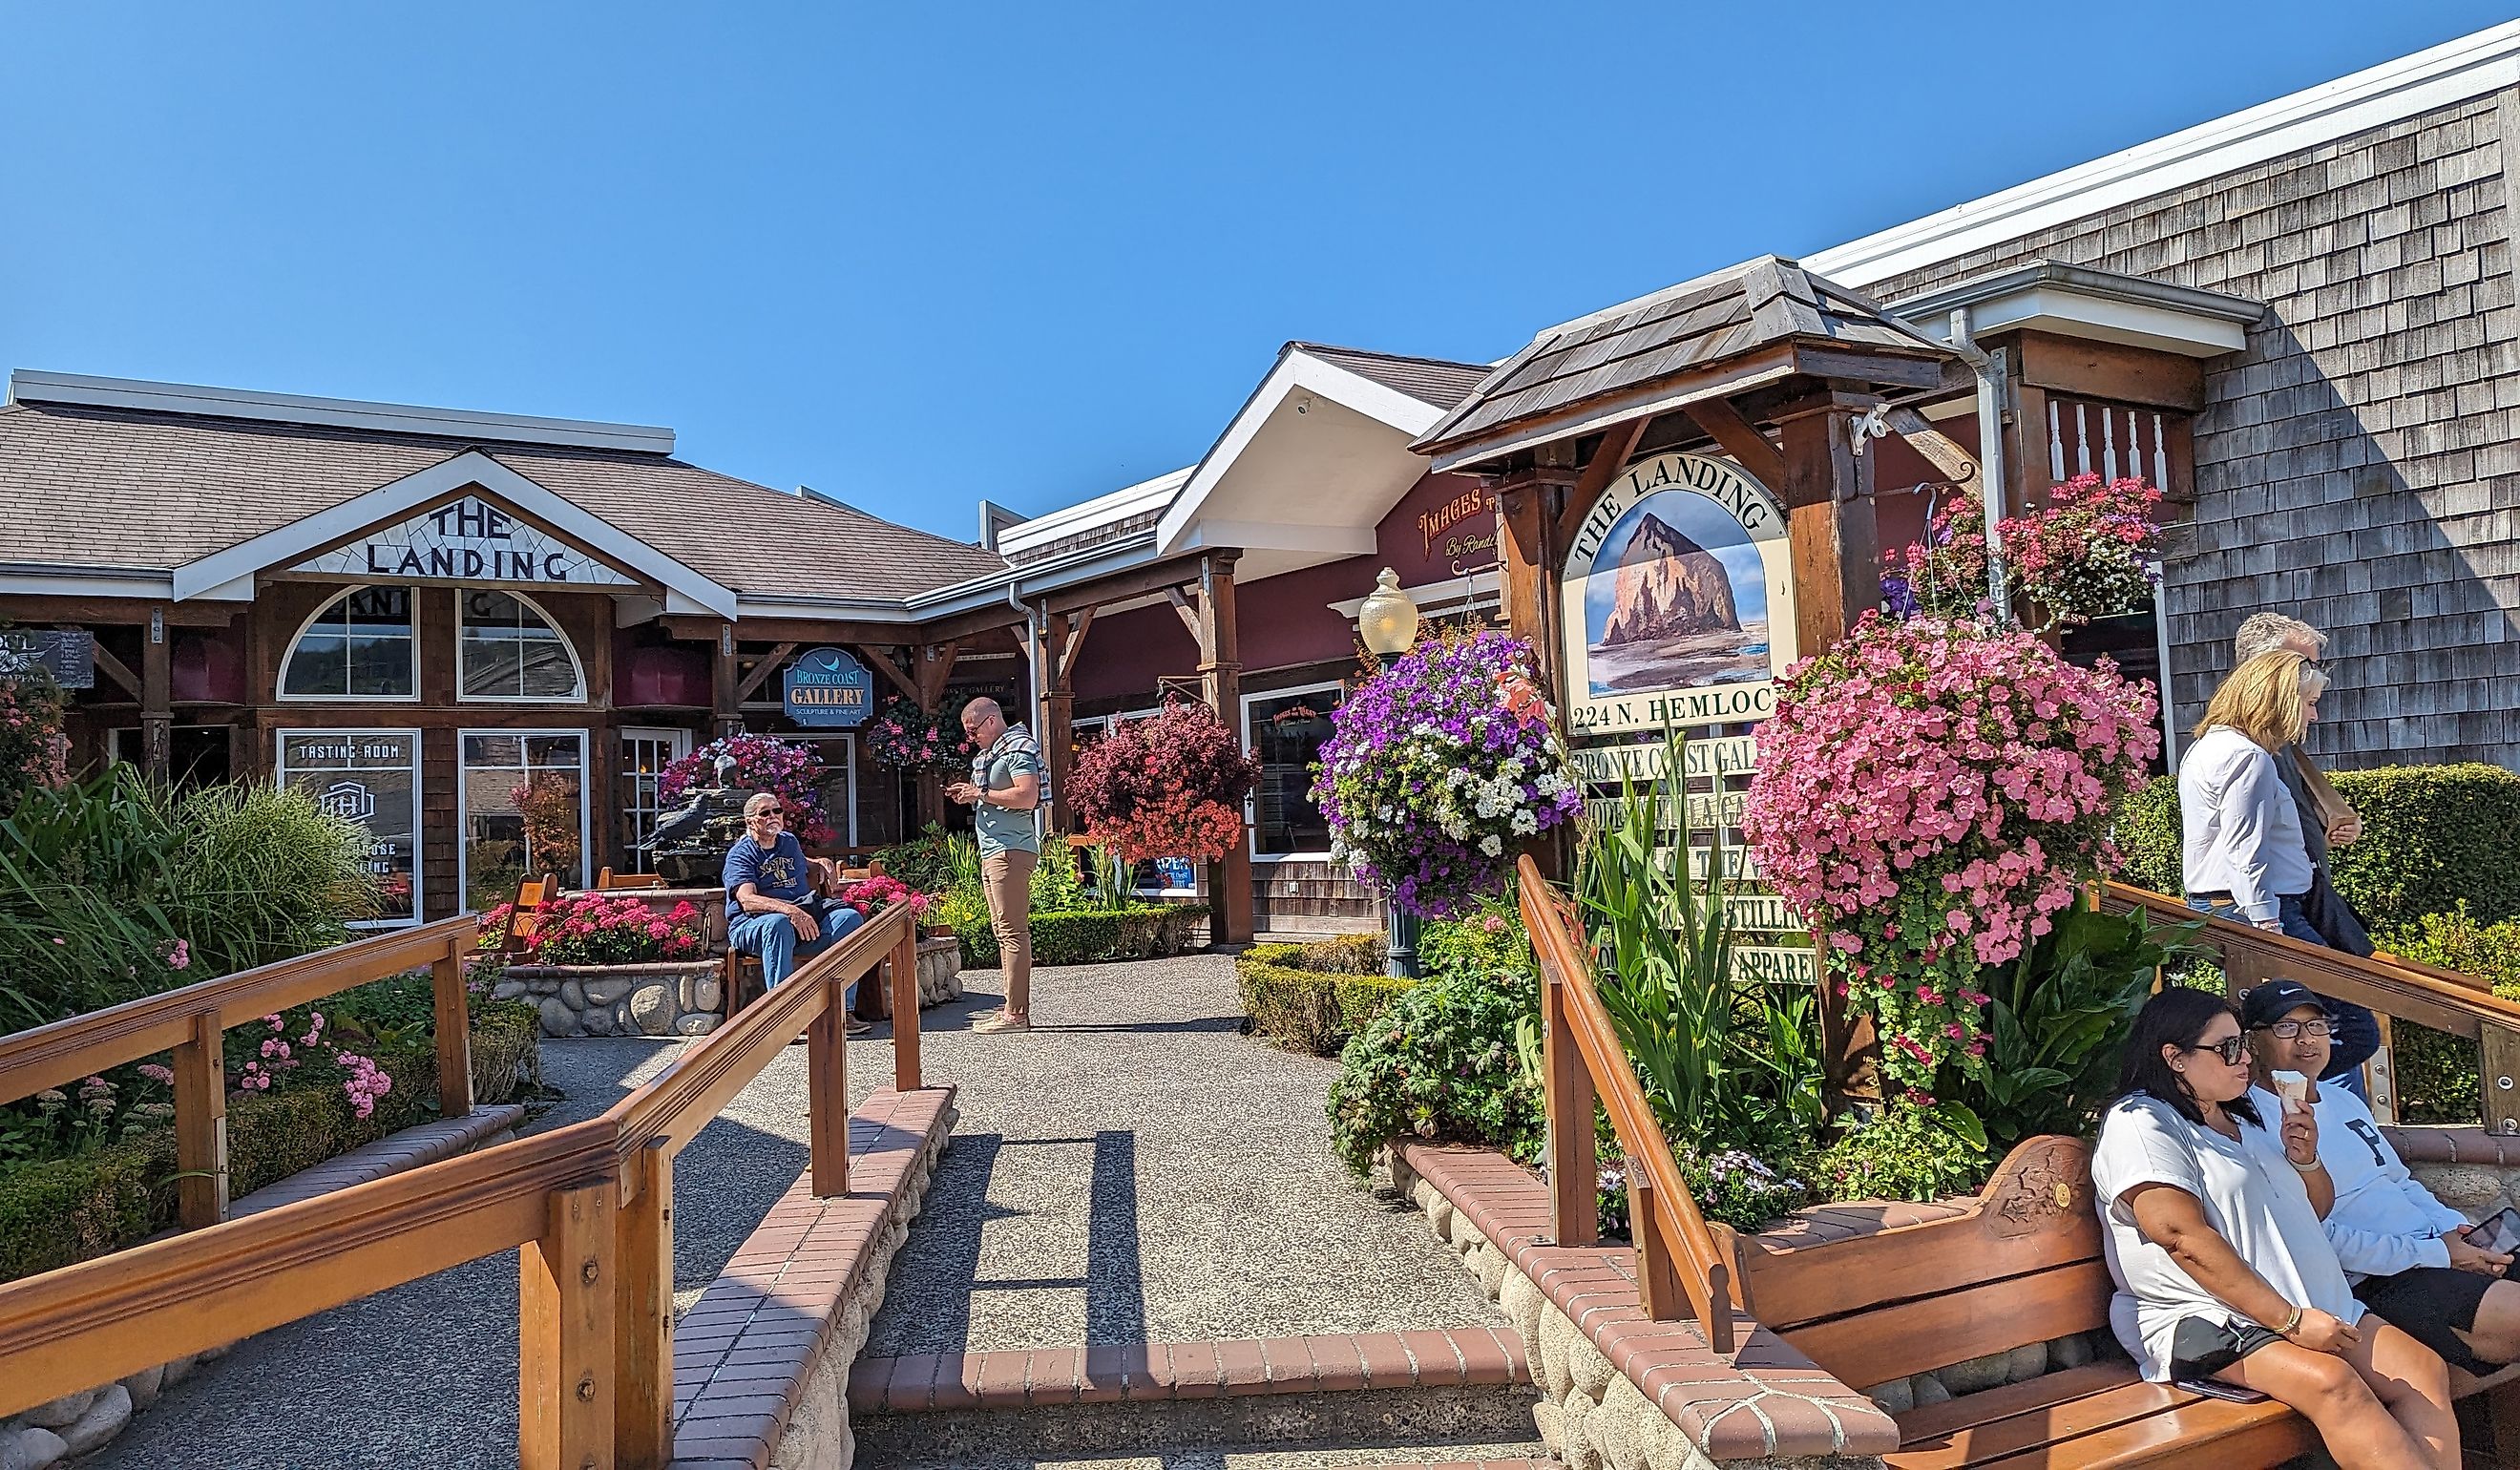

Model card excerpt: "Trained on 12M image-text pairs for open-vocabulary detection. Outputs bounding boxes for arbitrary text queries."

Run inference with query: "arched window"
[459,590,585,702]
[280,587,417,700]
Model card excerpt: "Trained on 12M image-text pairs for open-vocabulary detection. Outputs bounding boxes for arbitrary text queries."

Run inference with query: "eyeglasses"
[753,807,785,818]
[2258,1019,2333,1040]
[2187,1036,2251,1066]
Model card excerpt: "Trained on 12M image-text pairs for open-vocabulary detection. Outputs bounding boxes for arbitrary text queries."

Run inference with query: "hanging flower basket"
[1312,631,1583,919]
[1066,698,1258,862]
[861,695,976,773]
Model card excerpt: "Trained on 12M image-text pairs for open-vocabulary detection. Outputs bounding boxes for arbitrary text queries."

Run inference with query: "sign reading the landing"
[783,647,874,728]
[1558,453,1795,736]
[293,496,638,588]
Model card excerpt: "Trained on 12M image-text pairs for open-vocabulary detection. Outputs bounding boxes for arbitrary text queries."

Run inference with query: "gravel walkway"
[93,956,1501,1467]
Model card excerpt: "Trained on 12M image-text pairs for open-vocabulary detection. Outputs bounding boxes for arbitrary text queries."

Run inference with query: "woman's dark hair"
[2115,988,2262,1129]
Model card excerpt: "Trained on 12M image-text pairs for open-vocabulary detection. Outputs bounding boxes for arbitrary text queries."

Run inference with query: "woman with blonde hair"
[2180,649,2331,945]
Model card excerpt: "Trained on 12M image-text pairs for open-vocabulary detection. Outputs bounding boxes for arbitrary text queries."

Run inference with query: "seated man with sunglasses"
[724,792,869,1029]
[2246,979,2520,1376]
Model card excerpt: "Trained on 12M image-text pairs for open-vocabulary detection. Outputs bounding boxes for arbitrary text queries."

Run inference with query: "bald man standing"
[946,697,1043,1033]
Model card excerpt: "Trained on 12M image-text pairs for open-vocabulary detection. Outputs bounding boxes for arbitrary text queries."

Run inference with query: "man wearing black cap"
[2246,979,2520,1376]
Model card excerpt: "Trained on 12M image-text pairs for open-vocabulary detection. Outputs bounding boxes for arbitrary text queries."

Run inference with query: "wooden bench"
[1736,1135,2328,1469]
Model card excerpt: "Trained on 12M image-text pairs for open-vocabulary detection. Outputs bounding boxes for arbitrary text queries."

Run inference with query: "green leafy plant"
[1029,846,1093,913]
[1814,1099,1991,1205]
[1419,893,1537,989]
[1325,968,1543,1175]
[953,905,1207,967]
[1236,957,1415,1056]
[2380,904,2520,994]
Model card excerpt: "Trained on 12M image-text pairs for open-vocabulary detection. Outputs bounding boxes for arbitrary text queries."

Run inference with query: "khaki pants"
[981,850,1039,1016]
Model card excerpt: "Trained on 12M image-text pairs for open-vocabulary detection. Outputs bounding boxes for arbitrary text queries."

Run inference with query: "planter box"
[493,960,721,1039]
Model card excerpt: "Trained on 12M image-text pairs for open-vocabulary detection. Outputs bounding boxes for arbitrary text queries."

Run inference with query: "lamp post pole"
[1355,569,1423,980]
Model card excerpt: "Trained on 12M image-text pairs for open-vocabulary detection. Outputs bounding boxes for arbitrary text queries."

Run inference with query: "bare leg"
[2216,1330,2446,1470]
[2451,1279,2520,1365]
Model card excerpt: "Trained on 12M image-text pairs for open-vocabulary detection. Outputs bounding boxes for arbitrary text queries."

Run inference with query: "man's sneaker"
[974,1010,1032,1034]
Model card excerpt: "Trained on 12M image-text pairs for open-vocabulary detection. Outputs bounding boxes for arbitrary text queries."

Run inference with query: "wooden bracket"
[1061,605,1098,670]
[1679,396,1789,492]
[81,635,141,699]
[860,647,921,703]
[1164,587,1200,640]
[732,642,797,704]
[1882,406,1981,487]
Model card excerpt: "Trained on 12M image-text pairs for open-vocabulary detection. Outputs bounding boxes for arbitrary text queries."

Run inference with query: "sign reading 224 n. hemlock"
[1558,452,1796,736]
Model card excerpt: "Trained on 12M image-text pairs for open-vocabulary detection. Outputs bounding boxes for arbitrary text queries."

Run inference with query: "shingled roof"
[0,399,1009,602]
[1411,257,1955,470]
[1292,344,1493,411]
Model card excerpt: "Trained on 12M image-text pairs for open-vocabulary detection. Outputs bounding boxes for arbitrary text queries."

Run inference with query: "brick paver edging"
[230,1102,529,1215]
[846,1326,1528,1415]
[668,1084,958,1470]
[1394,1142,1899,1463]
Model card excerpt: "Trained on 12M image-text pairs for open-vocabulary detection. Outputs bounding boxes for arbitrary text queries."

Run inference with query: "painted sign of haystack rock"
[1601,514,1740,644]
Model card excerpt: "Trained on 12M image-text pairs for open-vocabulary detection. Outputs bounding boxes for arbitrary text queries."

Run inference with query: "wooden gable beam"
[1882,407,1981,487]
[1061,604,1097,670]
[1678,396,1790,493]
[1554,417,1652,548]
[83,637,141,699]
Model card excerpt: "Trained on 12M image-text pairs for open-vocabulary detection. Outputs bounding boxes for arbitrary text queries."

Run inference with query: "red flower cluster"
[1066,699,1258,863]
[835,873,936,918]
[862,696,976,772]
[1902,474,2164,629]
[479,894,705,967]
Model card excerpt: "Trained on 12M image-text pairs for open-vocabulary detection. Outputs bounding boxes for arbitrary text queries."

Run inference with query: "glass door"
[276,729,423,927]
[618,726,692,869]
[458,729,588,911]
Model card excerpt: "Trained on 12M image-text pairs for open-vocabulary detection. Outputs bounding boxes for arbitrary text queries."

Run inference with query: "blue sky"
[3,3,2510,541]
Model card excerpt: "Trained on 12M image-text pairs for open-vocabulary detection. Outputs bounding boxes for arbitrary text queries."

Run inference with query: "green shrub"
[2390,1021,2480,1125]
[1299,934,1383,975]
[2380,905,2520,994]
[1326,970,1543,1176]
[1813,1101,1991,1205]
[2114,765,2520,928]
[955,905,1206,968]
[1236,961,1414,1056]
[872,825,976,895]
[1418,896,1537,988]
[0,1146,156,1282]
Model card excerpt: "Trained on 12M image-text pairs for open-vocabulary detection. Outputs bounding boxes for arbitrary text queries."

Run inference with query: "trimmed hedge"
[0,998,540,1284]
[1236,960,1415,1057]
[2115,764,2520,929]
[955,905,1208,969]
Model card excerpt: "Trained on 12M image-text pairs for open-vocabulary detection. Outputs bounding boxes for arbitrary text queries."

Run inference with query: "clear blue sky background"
[4,3,2512,541]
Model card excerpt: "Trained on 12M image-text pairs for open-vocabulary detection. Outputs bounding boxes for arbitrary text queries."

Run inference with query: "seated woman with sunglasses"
[2093,989,2459,1469]
[2243,978,2520,1377]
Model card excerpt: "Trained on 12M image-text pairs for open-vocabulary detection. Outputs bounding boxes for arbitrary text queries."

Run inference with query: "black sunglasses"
[753,806,785,817]
[2187,1036,2250,1066]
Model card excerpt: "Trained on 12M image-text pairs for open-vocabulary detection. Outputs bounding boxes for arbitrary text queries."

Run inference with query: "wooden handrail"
[2102,881,2520,1130]
[1518,855,1736,1355]
[0,900,926,1467]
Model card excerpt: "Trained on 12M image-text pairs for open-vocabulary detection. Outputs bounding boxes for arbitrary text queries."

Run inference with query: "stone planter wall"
[496,960,722,1038]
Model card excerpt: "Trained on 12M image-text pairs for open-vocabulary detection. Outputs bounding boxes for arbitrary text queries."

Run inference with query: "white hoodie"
[2251,1083,2474,1280]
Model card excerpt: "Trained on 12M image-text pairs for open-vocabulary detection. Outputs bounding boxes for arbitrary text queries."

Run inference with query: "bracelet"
[2290,1155,2324,1174]
[2277,1303,2303,1336]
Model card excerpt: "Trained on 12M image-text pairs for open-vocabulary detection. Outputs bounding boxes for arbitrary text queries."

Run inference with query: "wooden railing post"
[1629,1174,1684,1320]
[172,1012,228,1230]
[1543,969,1599,1248]
[521,1174,618,1470]
[809,976,850,1198]
[2483,1020,2520,1136]
[434,938,475,1121]
[891,914,922,1093]
[615,1140,674,1469]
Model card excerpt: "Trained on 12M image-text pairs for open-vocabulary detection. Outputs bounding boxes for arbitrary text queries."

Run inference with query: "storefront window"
[460,730,587,909]
[459,590,584,702]
[277,730,422,926]
[280,587,416,700]
[1245,684,1339,856]
[618,726,691,867]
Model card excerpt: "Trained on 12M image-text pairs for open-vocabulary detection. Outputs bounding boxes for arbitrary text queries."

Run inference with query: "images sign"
[784,647,874,728]
[1558,452,1795,736]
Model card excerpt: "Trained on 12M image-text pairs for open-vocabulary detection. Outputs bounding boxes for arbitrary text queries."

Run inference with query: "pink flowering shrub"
[660,734,834,845]
[862,695,977,773]
[1903,474,2164,629]
[1742,613,2159,1089]
[835,873,936,919]
[479,893,706,967]
[0,671,70,818]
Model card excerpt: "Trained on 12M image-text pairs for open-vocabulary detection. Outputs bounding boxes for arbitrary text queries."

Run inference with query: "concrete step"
[848,1330,1542,1465]
[871,1443,1555,1468]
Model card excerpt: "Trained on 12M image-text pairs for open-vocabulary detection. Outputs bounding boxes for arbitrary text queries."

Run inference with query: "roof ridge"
[1290,342,1491,372]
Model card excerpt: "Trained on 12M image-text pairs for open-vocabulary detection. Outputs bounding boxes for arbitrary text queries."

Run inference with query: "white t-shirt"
[2249,1083,2474,1282]
[2091,1092,2363,1380]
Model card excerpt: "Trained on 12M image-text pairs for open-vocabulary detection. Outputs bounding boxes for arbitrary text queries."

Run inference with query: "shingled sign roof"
[1411,256,1956,471]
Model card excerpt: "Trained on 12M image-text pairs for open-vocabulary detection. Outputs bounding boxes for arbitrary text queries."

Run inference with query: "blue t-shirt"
[724,831,814,920]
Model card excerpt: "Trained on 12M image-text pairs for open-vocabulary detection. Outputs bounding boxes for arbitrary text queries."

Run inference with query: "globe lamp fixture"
[1357,569,1420,656]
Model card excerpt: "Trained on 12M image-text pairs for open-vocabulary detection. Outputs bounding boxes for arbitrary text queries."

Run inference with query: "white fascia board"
[1911,286,2252,357]
[1156,350,1447,556]
[10,369,675,454]
[1172,520,1378,557]
[994,467,1193,556]
[0,570,186,600]
[1807,21,2520,287]
[168,450,739,618]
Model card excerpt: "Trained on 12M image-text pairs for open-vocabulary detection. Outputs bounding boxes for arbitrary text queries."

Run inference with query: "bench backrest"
[597,868,663,891]
[1734,1135,2111,1389]
[500,875,559,958]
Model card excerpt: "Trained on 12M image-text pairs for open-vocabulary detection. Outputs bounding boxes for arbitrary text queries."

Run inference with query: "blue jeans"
[728,900,865,1003]
[2186,893,2378,1100]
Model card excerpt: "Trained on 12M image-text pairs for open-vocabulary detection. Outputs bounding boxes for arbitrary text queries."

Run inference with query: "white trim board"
[10,370,675,454]
[169,451,740,618]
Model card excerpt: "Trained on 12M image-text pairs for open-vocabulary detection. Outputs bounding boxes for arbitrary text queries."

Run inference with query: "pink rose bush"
[660,734,834,845]
[835,873,936,918]
[1743,613,2158,1089]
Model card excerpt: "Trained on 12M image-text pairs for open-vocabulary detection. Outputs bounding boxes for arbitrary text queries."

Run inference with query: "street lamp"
[1355,569,1421,978]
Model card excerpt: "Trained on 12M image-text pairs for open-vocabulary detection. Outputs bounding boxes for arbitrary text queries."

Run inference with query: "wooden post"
[891,915,923,1093]
[520,1175,619,1470]
[614,1140,674,1470]
[1192,554,1253,945]
[433,940,475,1120]
[1628,1174,1685,1321]
[1038,609,1078,836]
[172,1011,227,1230]
[914,642,960,831]
[2366,1013,2397,1126]
[709,621,743,741]
[808,974,850,1198]
[2481,1020,2520,1136]
[141,604,172,784]
[1543,970,1599,1248]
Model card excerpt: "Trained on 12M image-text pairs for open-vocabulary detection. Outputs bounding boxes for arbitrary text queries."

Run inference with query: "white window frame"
[618,725,693,867]
[455,726,592,912]
[276,585,421,704]
[275,726,425,929]
[455,588,589,704]
[1242,680,1344,863]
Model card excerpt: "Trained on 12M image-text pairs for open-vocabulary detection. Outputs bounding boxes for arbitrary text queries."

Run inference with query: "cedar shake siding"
[1871,94,2520,770]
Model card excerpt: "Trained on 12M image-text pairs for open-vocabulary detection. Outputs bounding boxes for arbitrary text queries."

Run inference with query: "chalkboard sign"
[0,629,94,689]
[783,647,874,728]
